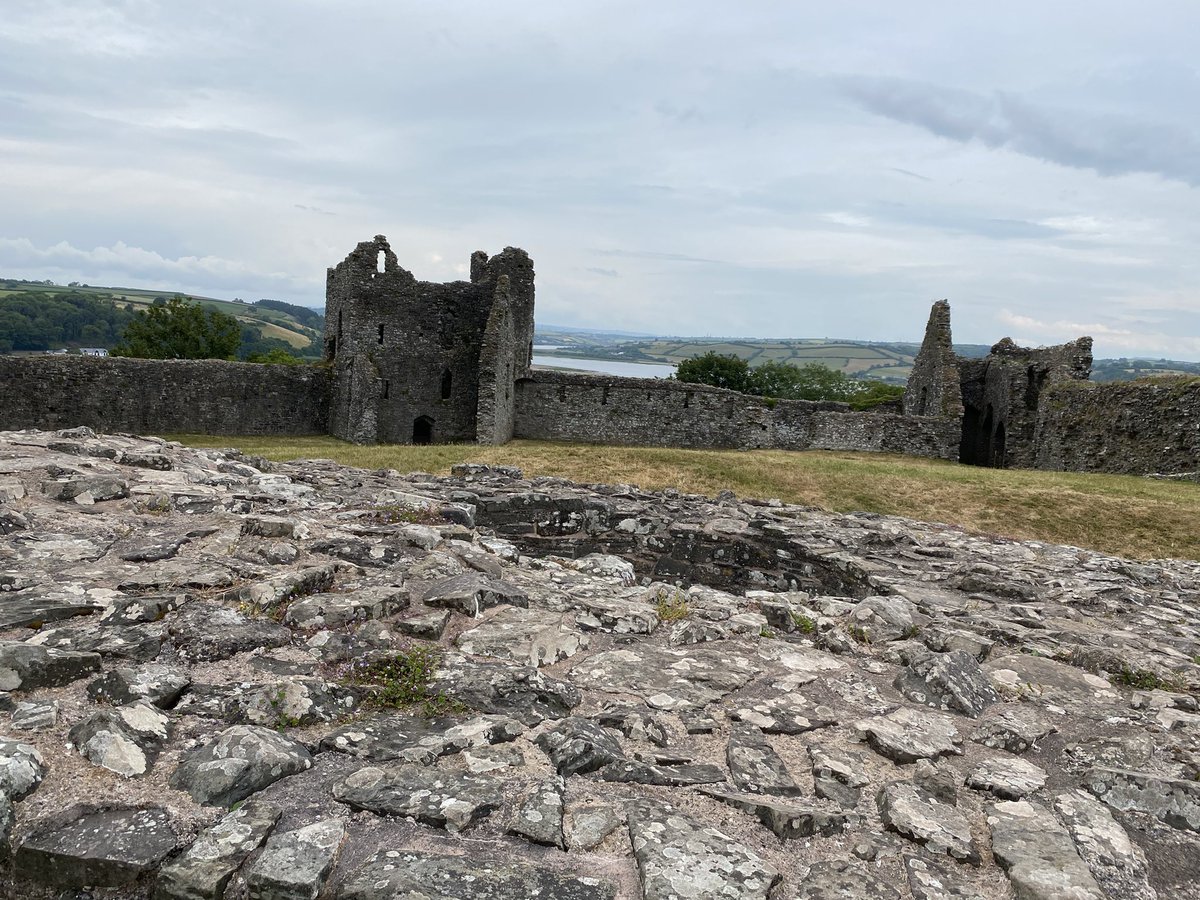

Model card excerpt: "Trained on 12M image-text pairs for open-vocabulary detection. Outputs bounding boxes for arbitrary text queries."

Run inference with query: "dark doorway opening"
[413,416,434,445]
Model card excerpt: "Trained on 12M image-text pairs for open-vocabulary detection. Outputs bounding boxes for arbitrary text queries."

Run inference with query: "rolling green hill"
[0,278,323,358]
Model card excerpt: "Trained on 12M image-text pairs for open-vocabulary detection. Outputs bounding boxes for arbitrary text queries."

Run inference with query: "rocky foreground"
[0,428,1198,900]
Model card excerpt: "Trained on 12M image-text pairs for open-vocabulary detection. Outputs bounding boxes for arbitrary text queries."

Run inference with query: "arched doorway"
[413,416,434,445]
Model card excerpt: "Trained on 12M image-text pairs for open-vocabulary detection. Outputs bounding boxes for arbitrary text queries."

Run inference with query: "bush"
[112,296,240,359]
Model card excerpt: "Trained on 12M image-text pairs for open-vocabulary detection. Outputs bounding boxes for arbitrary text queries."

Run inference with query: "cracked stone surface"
[332,764,504,832]
[626,797,781,899]
[0,429,1197,899]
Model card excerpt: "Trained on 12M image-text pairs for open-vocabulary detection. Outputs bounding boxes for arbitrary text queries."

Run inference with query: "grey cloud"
[840,75,1200,186]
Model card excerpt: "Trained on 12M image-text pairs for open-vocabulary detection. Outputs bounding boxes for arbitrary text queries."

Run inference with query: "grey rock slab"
[224,564,337,613]
[847,595,918,643]
[155,799,282,900]
[965,757,1047,800]
[170,725,313,807]
[596,704,669,746]
[456,606,587,667]
[535,716,625,775]
[15,805,181,888]
[508,775,565,848]
[332,764,504,832]
[100,592,185,625]
[0,736,45,799]
[0,590,105,629]
[626,797,781,900]
[1084,766,1200,832]
[983,654,1122,709]
[431,654,580,724]
[970,705,1056,753]
[421,573,528,616]
[701,788,858,839]
[308,536,403,568]
[283,586,407,629]
[913,758,960,804]
[568,804,623,851]
[855,707,963,763]
[570,644,759,711]
[11,698,58,730]
[395,606,452,639]
[87,664,190,707]
[877,781,979,864]
[809,744,869,809]
[987,799,1105,900]
[1053,790,1157,900]
[177,677,360,727]
[565,552,637,584]
[895,649,1000,719]
[729,693,839,735]
[244,816,345,900]
[0,640,101,690]
[41,474,128,502]
[30,621,162,661]
[571,594,660,634]
[599,759,726,786]
[337,849,617,900]
[241,514,307,539]
[463,744,526,774]
[788,860,901,900]
[320,712,525,764]
[728,725,801,796]
[904,855,975,900]
[68,701,170,777]
[165,602,290,662]
[5,530,111,563]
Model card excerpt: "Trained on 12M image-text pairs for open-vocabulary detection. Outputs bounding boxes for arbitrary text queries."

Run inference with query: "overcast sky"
[3,2,1199,359]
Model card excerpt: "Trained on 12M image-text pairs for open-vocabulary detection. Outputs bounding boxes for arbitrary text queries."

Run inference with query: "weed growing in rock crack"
[343,644,466,717]
[268,687,303,729]
[1111,666,1183,692]
[759,625,778,639]
[653,588,689,623]
[134,496,172,516]
[901,624,921,639]
[791,613,816,634]
[848,624,872,645]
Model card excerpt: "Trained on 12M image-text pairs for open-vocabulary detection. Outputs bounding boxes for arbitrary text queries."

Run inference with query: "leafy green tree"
[112,296,241,359]
[675,352,753,392]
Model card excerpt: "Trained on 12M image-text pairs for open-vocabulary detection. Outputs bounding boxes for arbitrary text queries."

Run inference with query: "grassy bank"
[171,434,1200,561]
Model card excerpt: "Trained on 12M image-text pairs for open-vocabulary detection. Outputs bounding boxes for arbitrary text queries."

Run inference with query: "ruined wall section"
[903,300,962,419]
[324,237,533,445]
[513,371,958,458]
[958,336,1093,468]
[1033,377,1200,475]
[475,276,518,445]
[0,357,330,436]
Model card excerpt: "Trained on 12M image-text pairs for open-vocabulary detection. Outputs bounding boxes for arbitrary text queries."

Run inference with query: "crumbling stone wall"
[1033,377,1200,475]
[958,336,1092,468]
[903,299,963,420]
[0,356,330,436]
[324,236,533,445]
[512,371,959,458]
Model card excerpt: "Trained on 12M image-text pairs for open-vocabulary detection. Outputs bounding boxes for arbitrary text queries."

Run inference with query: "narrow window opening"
[377,323,384,344]
[376,250,386,273]
[918,386,928,416]
[602,386,610,405]
[337,310,343,338]
[382,380,389,399]
[441,368,452,400]
[684,391,692,409]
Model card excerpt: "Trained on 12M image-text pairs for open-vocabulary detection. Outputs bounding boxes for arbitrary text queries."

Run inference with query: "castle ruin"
[0,235,1196,476]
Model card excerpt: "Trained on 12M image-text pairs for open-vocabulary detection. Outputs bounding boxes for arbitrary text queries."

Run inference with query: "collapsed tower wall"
[323,236,533,444]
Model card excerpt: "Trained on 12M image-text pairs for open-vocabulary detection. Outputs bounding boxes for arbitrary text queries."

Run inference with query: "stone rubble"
[0,427,1196,898]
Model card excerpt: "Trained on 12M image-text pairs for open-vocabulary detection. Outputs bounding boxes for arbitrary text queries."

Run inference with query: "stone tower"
[323,236,534,445]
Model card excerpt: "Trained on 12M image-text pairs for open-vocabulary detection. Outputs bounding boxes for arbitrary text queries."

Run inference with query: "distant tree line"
[0,291,138,353]
[0,290,314,363]
[674,352,904,410]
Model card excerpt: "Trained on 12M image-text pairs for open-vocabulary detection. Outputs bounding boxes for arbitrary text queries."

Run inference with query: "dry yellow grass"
[170,434,1200,561]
